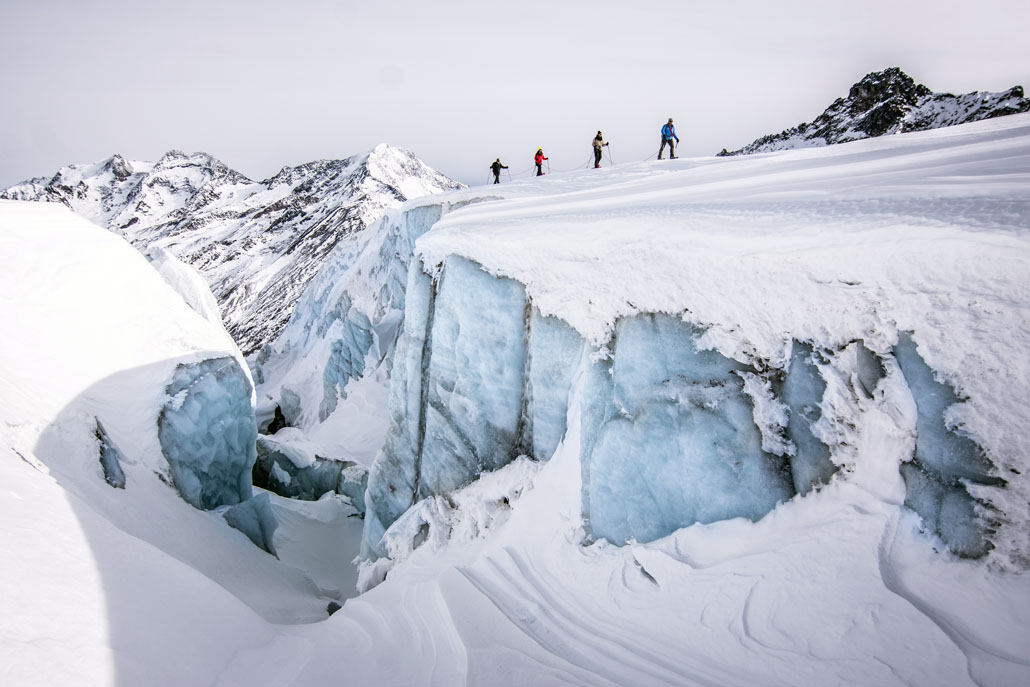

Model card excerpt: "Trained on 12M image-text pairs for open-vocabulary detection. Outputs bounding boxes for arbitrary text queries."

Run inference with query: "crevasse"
[359,242,999,570]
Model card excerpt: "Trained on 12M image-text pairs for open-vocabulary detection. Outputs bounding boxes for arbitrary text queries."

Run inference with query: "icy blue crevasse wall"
[780,341,837,495]
[95,419,126,489]
[361,256,585,558]
[359,251,1000,560]
[158,356,257,509]
[361,258,837,558]
[319,305,373,420]
[252,435,368,513]
[582,315,795,544]
[893,333,1001,557]
[315,205,444,421]
[251,204,444,424]
[360,263,434,556]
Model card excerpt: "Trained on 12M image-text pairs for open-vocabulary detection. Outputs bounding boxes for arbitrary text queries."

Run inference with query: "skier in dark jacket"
[592,131,609,168]
[534,148,548,176]
[489,158,508,184]
[658,118,679,160]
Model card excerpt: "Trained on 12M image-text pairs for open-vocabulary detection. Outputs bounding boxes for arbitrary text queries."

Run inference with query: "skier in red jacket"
[534,148,548,176]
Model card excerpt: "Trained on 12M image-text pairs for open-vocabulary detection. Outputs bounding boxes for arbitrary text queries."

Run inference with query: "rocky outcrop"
[719,67,1030,156]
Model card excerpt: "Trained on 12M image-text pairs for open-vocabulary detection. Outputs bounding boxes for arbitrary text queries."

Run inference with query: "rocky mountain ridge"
[719,67,1030,156]
[1,145,462,353]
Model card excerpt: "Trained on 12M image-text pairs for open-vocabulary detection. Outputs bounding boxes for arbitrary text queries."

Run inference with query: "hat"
[668,118,674,122]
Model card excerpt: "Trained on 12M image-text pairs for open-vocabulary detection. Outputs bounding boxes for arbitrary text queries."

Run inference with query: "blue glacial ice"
[362,264,435,557]
[253,434,368,513]
[583,314,794,544]
[363,265,810,557]
[418,256,528,496]
[362,256,589,558]
[257,204,445,427]
[363,256,531,557]
[224,492,279,555]
[526,310,586,462]
[893,333,999,557]
[158,356,257,509]
[781,341,837,495]
[280,387,302,426]
[359,251,1006,563]
[94,419,126,489]
[319,304,373,420]
[853,340,886,399]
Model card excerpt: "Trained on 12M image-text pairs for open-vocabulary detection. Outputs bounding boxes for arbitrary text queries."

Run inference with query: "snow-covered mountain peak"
[362,143,457,200]
[1,146,462,353]
[720,67,1030,155]
[845,67,932,113]
[102,153,135,180]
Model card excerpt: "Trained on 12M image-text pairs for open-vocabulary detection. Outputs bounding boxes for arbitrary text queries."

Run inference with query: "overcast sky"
[2,0,1028,188]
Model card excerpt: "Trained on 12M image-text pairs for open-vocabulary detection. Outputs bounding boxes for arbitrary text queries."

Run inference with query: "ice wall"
[781,341,837,494]
[894,334,999,557]
[363,256,534,557]
[158,356,257,509]
[361,261,833,558]
[359,245,1006,566]
[255,204,445,435]
[252,433,368,513]
[583,315,795,543]
[94,419,126,489]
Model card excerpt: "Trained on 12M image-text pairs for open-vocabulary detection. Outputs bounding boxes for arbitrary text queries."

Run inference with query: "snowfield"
[4,113,1030,686]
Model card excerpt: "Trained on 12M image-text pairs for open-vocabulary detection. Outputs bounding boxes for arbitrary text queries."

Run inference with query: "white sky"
[1,0,1028,188]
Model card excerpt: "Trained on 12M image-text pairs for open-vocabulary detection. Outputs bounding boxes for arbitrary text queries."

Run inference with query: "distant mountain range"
[1,145,462,354]
[719,67,1030,156]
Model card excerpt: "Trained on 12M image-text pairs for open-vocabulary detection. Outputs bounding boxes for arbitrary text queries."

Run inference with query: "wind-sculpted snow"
[158,356,257,509]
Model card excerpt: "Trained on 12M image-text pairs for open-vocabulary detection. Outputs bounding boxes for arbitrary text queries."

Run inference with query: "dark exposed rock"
[721,67,1030,156]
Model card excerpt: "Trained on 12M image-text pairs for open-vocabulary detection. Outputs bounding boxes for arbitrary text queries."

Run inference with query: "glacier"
[4,111,1030,687]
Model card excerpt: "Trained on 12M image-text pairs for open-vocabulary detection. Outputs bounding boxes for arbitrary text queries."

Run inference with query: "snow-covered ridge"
[719,67,1030,156]
[1,144,463,354]
[346,114,1030,575]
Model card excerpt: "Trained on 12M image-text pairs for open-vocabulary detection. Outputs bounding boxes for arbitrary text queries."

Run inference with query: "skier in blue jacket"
[658,118,679,160]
